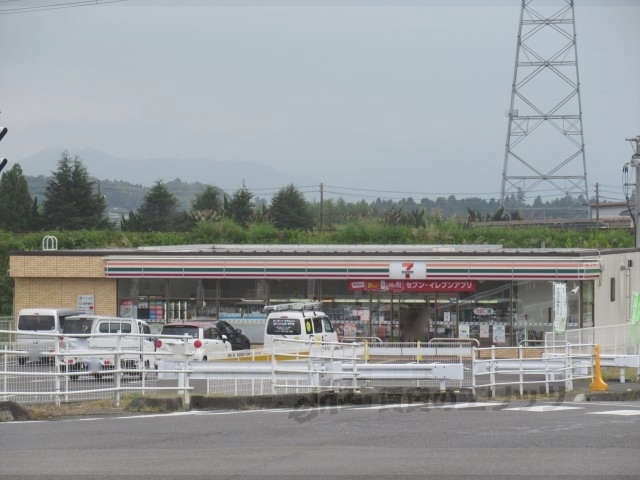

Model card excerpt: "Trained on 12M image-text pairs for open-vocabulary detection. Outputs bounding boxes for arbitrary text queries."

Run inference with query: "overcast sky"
[1,0,638,203]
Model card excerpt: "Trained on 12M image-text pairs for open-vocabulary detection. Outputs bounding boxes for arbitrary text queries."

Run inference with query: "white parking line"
[586,410,640,416]
[430,402,508,409]
[503,405,584,412]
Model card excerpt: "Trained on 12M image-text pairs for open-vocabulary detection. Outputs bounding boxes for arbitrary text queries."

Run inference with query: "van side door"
[303,316,315,342]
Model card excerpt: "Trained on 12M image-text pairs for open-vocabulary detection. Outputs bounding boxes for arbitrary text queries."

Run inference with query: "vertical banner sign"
[631,292,640,324]
[630,292,640,350]
[77,295,95,314]
[553,282,567,333]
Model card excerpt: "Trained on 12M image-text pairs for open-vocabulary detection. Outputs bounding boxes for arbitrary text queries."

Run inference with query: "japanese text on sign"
[348,280,476,293]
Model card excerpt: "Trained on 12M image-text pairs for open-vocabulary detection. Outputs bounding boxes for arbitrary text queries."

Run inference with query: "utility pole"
[595,183,599,226]
[627,135,640,248]
[0,123,7,174]
[319,183,324,231]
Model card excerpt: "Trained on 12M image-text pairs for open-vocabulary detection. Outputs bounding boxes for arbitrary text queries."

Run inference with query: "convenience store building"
[9,242,640,345]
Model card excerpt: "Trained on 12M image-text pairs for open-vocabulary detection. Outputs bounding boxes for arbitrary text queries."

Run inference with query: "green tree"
[191,185,223,222]
[227,183,254,228]
[42,152,110,230]
[269,184,315,230]
[128,180,182,232]
[0,163,38,232]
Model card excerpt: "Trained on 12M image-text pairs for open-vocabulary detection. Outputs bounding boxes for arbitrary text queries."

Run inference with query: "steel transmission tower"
[501,0,589,218]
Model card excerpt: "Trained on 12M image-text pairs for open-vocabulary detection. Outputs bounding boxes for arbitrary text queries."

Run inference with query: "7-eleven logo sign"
[389,261,426,280]
[401,262,414,278]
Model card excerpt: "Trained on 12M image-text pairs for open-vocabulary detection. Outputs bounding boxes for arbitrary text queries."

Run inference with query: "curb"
[2,384,638,421]
[0,401,32,422]
[190,388,477,411]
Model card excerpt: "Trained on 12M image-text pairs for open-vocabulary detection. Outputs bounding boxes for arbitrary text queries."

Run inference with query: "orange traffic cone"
[589,344,608,392]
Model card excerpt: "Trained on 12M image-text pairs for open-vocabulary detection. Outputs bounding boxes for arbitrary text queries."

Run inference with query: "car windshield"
[18,315,55,331]
[161,326,199,338]
[216,321,235,335]
[63,318,95,334]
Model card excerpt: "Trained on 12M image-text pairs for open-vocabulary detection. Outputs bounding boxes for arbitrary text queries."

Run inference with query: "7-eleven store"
[9,244,639,346]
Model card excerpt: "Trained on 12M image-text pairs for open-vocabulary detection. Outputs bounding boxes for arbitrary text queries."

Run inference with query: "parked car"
[211,320,251,351]
[155,321,231,361]
[263,302,337,348]
[59,315,156,379]
[16,308,82,364]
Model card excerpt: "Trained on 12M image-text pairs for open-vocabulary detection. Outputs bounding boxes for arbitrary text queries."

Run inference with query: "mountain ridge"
[17,147,320,193]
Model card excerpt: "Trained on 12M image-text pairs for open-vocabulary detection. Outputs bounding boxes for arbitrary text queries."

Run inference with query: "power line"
[0,0,126,15]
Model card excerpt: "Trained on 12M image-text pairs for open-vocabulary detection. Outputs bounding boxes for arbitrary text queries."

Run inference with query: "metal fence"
[1,329,634,407]
[545,323,640,355]
[473,343,595,398]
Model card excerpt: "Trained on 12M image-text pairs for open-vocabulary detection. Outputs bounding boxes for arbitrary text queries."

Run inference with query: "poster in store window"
[119,299,136,318]
[479,323,490,338]
[493,324,506,344]
[459,324,470,339]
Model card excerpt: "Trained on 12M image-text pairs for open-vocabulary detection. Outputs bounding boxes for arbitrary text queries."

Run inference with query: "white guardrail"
[1,329,639,407]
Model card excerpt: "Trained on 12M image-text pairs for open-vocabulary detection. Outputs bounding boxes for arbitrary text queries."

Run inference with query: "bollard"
[589,344,608,392]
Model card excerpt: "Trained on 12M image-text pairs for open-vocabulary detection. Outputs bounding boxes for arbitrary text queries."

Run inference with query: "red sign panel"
[348,280,476,293]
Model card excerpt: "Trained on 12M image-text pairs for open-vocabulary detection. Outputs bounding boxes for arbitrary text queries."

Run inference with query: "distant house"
[589,201,635,227]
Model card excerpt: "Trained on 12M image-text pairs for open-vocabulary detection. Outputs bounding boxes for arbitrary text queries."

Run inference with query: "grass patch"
[22,394,183,420]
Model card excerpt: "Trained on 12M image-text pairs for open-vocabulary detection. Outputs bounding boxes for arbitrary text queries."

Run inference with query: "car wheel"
[202,356,207,361]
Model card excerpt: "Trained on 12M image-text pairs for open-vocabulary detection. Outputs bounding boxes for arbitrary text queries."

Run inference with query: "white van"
[263,302,338,349]
[16,308,82,364]
[59,315,155,379]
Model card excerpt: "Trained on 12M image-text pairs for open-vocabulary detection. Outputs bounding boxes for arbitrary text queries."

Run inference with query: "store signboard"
[77,295,94,314]
[389,262,427,280]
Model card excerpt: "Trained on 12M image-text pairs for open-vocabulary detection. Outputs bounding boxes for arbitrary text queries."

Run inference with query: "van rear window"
[63,318,95,334]
[18,315,55,331]
[99,322,132,333]
[161,326,199,337]
[266,318,301,335]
